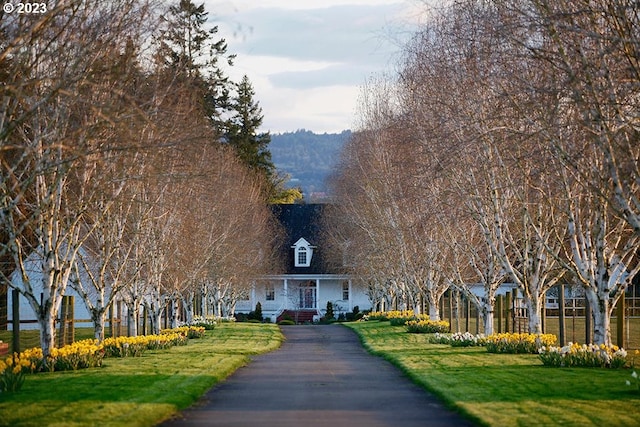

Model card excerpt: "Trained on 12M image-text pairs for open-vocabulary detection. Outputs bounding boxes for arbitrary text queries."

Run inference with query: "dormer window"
[292,237,314,267]
[297,247,307,265]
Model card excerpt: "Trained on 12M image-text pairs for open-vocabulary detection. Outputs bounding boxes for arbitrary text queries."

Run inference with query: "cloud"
[218,4,405,65]
[269,63,377,89]
[203,0,419,132]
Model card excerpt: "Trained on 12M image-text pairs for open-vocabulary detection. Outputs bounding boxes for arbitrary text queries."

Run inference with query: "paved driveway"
[159,325,476,427]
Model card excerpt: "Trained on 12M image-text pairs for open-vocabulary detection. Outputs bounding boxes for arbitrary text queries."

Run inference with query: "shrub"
[539,342,628,368]
[405,319,450,334]
[249,302,263,322]
[325,301,334,320]
[234,312,249,322]
[485,333,557,354]
[278,319,295,325]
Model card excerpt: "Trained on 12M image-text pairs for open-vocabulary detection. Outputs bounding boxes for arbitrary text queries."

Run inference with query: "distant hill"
[270,129,351,202]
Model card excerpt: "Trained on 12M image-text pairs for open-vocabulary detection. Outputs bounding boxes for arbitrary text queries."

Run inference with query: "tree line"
[0,0,292,362]
[324,0,639,347]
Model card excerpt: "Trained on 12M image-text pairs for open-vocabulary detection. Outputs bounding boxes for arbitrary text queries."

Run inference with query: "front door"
[299,281,316,309]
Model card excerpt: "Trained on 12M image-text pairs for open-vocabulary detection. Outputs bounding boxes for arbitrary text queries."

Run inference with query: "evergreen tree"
[224,75,303,203]
[225,75,275,175]
[155,0,235,128]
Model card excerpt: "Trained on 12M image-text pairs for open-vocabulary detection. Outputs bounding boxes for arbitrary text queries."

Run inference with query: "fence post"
[143,306,148,336]
[617,294,625,348]
[60,296,74,346]
[505,291,512,333]
[12,289,20,354]
[558,284,565,346]
[68,296,75,344]
[447,289,453,331]
[59,296,68,347]
[0,284,7,330]
[109,303,114,338]
[585,297,592,344]
[454,289,460,333]
[541,294,546,333]
[465,297,470,333]
[496,295,503,333]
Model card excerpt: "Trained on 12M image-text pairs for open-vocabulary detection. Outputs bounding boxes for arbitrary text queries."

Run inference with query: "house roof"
[272,203,329,275]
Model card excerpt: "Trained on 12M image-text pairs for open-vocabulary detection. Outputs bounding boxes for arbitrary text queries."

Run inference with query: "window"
[342,281,349,300]
[293,238,314,267]
[265,283,275,301]
[297,246,307,265]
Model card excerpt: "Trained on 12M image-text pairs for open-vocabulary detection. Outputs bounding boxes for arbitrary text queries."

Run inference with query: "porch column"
[250,283,256,310]
[283,279,288,310]
[348,279,353,311]
[316,279,321,310]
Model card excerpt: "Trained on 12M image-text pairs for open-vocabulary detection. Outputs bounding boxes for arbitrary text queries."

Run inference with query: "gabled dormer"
[292,237,315,267]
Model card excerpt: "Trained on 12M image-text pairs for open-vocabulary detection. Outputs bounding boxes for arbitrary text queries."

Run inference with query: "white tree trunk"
[585,288,612,346]
[524,295,544,335]
[482,301,494,336]
[427,301,440,321]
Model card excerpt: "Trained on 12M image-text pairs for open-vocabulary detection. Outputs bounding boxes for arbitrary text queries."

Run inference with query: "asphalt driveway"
[159,324,476,427]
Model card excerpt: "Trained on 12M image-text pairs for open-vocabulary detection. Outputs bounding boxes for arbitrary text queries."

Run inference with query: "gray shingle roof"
[272,204,328,274]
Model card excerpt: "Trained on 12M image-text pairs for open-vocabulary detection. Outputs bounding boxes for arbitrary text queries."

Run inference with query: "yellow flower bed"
[0,353,35,392]
[162,325,206,339]
[0,326,203,393]
[50,339,104,371]
[103,332,187,357]
[367,310,418,321]
[405,319,450,334]
[485,332,557,354]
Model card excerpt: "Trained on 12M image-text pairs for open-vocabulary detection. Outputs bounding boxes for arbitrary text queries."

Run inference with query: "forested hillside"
[270,129,351,201]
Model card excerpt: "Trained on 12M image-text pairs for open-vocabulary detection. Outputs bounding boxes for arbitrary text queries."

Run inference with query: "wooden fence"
[440,286,640,350]
[0,289,186,353]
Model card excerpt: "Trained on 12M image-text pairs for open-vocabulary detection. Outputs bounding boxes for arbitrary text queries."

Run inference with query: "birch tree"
[497,0,640,235]
[0,0,154,359]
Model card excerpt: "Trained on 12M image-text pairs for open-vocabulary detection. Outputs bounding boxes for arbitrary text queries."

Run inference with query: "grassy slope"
[345,321,640,427]
[0,323,283,427]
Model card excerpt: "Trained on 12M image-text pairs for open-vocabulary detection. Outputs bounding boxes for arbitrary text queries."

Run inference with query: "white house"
[235,204,371,323]
[6,248,95,330]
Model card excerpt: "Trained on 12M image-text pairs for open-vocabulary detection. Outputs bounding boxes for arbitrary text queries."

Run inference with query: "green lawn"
[345,321,640,427]
[3,321,638,427]
[0,323,283,427]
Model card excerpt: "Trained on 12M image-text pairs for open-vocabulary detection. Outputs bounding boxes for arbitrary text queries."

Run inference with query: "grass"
[345,321,640,427]
[0,322,283,427]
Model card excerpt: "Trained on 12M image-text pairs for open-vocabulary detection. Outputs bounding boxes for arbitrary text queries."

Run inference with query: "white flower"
[632,371,638,379]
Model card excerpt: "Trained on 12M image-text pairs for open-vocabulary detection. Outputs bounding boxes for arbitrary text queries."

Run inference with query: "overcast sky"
[203,0,425,134]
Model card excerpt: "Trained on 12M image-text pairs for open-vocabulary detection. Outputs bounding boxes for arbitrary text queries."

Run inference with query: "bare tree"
[0,0,155,359]
[497,0,640,235]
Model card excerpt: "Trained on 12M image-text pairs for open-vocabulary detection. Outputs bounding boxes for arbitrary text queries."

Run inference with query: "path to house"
[159,325,476,427]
